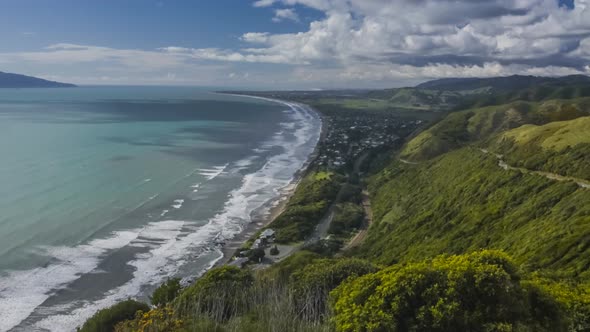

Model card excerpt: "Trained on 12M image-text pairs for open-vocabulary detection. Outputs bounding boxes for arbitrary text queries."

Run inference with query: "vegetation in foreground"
[83,77,590,331]
[83,251,589,332]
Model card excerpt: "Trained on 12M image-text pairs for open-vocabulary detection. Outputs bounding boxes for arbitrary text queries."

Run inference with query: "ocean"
[0,86,321,331]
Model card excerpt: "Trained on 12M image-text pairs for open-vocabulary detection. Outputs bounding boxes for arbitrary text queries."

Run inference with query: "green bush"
[270,245,280,256]
[331,251,566,332]
[329,202,364,236]
[525,277,590,332]
[339,184,362,204]
[271,172,342,243]
[246,248,265,263]
[260,251,321,284]
[79,299,149,332]
[289,258,378,321]
[150,278,182,308]
[302,238,343,256]
[173,266,254,321]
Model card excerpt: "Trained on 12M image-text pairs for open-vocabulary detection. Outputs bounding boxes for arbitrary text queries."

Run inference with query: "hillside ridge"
[0,71,76,88]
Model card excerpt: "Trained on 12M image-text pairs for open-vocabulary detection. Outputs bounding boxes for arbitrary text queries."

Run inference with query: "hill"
[0,71,76,88]
[400,97,590,161]
[228,75,590,114]
[417,74,590,92]
[490,116,590,181]
[361,96,590,281]
[364,147,590,280]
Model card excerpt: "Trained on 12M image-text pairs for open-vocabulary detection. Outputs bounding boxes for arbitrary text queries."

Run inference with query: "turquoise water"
[0,87,321,331]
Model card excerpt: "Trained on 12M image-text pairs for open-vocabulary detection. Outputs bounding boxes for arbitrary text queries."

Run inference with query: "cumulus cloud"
[253,0,276,7]
[230,0,590,85]
[272,8,300,22]
[3,1,590,87]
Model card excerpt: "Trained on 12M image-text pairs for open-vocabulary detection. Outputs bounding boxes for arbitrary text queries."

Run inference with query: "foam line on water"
[33,220,222,331]
[171,199,184,209]
[208,99,322,242]
[0,229,140,331]
[198,164,227,181]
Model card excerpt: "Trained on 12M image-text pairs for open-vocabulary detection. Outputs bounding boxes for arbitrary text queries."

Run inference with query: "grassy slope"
[501,117,590,150]
[453,82,590,110]
[362,148,590,280]
[490,117,590,181]
[361,98,590,281]
[400,98,590,161]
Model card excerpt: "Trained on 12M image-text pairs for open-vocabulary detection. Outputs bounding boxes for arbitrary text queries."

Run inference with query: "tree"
[270,245,280,256]
[151,278,182,308]
[246,248,265,262]
[79,299,149,332]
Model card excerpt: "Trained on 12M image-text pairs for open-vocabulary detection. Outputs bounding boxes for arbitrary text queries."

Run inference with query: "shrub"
[289,258,378,321]
[330,250,566,332]
[115,307,184,332]
[246,248,265,262]
[260,251,321,284]
[173,266,254,321]
[329,203,364,236]
[79,299,149,332]
[302,238,343,256]
[150,278,182,308]
[270,246,280,256]
[525,277,590,332]
[339,184,362,204]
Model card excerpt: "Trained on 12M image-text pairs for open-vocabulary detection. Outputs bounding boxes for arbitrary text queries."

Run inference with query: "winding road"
[479,149,589,189]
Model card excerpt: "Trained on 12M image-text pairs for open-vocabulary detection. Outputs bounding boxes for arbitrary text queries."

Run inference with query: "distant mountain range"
[0,71,76,88]
[244,74,590,113]
[416,74,590,91]
[367,74,590,111]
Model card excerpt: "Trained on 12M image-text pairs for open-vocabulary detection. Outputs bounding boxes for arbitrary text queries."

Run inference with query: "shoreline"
[214,96,325,267]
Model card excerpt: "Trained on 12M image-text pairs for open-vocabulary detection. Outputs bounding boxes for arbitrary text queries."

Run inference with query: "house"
[260,229,276,243]
[252,238,264,249]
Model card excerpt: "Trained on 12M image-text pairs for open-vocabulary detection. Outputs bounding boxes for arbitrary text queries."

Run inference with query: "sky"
[0,0,589,88]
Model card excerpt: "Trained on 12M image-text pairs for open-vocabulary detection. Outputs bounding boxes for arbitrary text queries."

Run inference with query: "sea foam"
[198,164,227,181]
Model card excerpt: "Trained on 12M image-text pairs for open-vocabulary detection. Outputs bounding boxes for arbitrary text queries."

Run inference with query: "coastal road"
[479,148,589,189]
[343,190,373,250]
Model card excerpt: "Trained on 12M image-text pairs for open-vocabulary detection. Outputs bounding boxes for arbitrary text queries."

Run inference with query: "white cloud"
[253,0,275,7]
[272,8,300,22]
[213,0,589,86]
[3,1,590,88]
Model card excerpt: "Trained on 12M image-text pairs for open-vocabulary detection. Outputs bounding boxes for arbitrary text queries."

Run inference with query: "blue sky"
[0,1,322,51]
[0,0,588,88]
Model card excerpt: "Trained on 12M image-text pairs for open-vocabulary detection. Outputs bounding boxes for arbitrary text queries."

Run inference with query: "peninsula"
[0,71,76,88]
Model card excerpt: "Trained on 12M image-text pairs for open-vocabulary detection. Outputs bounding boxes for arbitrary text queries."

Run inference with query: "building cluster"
[229,228,276,268]
[316,115,422,170]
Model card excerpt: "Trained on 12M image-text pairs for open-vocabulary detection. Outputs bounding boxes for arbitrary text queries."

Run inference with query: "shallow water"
[0,87,321,331]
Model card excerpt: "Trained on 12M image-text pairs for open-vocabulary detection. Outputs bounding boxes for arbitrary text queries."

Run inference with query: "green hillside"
[453,84,590,110]
[363,148,590,280]
[417,75,590,92]
[490,117,590,181]
[365,88,465,111]
[400,98,590,161]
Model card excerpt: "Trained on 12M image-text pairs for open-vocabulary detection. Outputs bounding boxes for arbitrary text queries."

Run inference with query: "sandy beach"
[215,100,325,266]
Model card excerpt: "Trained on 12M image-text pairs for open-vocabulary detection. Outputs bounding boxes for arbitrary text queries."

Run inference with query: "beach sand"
[215,101,325,267]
